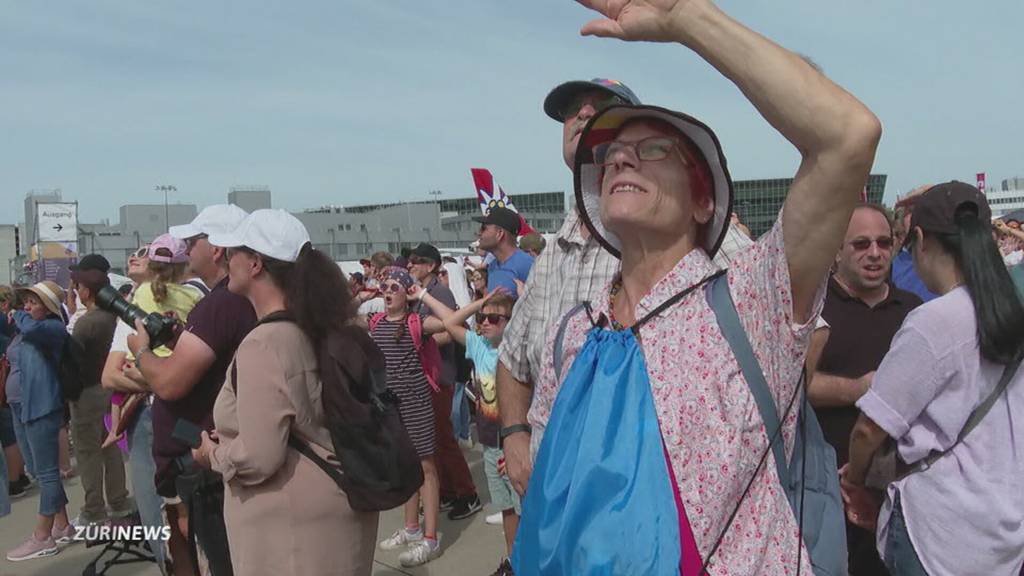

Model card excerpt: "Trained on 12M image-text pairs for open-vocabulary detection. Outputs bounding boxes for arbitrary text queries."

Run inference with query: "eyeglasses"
[382,283,405,294]
[562,93,623,122]
[131,246,149,259]
[476,313,510,325]
[849,237,894,251]
[592,137,685,167]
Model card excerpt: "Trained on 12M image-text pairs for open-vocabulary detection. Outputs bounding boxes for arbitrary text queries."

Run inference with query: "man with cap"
[127,204,254,575]
[474,207,534,297]
[67,255,134,529]
[511,2,881,575]
[497,78,638,498]
[408,242,482,519]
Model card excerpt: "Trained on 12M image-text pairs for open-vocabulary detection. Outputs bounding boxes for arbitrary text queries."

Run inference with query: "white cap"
[208,209,311,263]
[170,204,249,240]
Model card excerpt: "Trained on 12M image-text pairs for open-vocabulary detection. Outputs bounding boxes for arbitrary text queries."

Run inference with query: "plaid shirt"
[498,209,620,384]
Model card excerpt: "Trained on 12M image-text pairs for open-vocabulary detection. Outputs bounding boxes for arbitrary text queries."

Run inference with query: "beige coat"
[210,320,378,576]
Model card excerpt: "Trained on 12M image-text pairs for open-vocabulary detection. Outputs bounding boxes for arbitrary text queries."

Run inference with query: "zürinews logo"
[74,524,172,542]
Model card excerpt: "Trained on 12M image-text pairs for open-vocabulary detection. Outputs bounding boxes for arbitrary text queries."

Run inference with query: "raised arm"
[578,0,881,323]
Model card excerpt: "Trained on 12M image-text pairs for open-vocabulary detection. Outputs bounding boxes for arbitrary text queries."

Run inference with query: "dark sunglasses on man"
[849,236,894,251]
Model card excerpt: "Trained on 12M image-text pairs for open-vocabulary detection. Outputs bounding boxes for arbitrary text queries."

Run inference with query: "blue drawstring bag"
[512,327,682,575]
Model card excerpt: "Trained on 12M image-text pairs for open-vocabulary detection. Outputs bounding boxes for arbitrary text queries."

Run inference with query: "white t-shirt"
[357,297,385,316]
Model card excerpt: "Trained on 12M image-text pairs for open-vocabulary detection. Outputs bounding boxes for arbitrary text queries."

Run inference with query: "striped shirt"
[370,314,436,458]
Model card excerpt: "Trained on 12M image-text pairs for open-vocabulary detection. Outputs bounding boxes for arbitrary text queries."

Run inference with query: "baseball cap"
[410,243,442,264]
[911,181,992,235]
[148,234,189,264]
[170,204,249,240]
[208,209,311,263]
[574,104,734,259]
[69,254,111,274]
[473,206,521,236]
[543,78,641,122]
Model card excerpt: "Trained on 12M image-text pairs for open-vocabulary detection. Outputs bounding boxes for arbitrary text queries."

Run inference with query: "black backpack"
[235,314,424,512]
[42,335,86,402]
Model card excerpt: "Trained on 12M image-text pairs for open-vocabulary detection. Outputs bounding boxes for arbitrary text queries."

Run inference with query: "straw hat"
[19,280,66,319]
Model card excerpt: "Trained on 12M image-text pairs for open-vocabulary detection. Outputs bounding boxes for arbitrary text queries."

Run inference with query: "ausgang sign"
[37,202,78,242]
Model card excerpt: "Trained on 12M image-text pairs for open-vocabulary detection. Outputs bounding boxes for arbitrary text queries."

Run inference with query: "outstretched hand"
[406,284,425,301]
[576,0,694,42]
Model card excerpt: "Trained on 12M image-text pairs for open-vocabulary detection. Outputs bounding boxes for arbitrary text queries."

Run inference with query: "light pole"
[155,185,176,233]
[428,189,442,202]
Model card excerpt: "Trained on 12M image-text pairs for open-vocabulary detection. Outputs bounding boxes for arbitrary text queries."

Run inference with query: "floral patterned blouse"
[528,216,824,575]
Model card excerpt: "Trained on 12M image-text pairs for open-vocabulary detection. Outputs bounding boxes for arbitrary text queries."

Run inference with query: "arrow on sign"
[53,224,63,232]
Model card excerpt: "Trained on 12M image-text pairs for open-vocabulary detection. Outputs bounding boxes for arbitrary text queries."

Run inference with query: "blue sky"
[2,0,1021,225]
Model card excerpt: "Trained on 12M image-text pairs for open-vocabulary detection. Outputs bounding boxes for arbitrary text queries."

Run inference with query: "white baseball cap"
[170,204,249,240]
[208,209,311,263]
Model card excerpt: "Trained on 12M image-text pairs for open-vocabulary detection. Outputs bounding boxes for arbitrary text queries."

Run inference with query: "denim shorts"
[483,446,521,515]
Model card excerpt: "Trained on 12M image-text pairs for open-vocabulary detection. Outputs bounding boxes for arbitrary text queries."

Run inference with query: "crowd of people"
[1,1,1021,575]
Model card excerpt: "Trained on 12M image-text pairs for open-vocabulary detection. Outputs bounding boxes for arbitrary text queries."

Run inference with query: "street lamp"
[155,185,176,233]
[428,189,443,202]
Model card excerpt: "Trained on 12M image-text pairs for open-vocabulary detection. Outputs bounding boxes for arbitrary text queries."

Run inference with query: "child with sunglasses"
[410,284,519,576]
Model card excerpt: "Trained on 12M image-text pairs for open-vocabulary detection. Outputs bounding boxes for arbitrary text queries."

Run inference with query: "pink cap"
[147,233,189,264]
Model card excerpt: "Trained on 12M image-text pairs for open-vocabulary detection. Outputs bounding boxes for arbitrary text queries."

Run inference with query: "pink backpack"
[369,313,442,392]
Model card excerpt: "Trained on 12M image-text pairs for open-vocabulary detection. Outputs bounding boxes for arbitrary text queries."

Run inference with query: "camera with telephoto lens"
[95,285,179,349]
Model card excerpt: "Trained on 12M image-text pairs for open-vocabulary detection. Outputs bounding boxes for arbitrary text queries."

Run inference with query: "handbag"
[114,393,147,439]
[864,353,1022,490]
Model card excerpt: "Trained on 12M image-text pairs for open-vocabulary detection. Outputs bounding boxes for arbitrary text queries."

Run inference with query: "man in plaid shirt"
[497,78,639,496]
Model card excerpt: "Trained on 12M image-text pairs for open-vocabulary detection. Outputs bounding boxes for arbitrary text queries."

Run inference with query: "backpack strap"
[553,303,589,383]
[407,314,422,352]
[705,273,789,487]
[368,313,386,332]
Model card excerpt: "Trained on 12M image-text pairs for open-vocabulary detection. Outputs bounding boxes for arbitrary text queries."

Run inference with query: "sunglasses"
[131,246,149,259]
[562,93,623,122]
[476,313,510,325]
[849,237,894,251]
[382,283,405,294]
[593,136,685,167]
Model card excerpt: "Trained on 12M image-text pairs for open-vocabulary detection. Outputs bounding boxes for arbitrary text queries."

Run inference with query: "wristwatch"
[499,424,532,446]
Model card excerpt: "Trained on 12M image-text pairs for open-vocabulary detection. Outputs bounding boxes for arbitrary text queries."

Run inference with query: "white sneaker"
[378,528,422,551]
[399,537,442,567]
[485,511,503,526]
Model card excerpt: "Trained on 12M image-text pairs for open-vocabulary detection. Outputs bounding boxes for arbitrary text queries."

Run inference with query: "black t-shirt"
[152,277,257,496]
[816,276,922,465]
[413,276,458,386]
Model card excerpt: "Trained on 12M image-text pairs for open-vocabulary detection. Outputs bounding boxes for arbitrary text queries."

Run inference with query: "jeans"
[885,492,929,576]
[70,385,132,522]
[7,402,37,478]
[128,404,167,567]
[22,407,68,516]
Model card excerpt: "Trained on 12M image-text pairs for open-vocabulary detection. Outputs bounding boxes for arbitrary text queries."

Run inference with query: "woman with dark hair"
[190,210,378,576]
[844,182,1024,575]
[5,281,73,562]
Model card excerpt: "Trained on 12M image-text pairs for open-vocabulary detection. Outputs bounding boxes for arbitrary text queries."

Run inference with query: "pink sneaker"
[52,521,76,545]
[6,534,58,562]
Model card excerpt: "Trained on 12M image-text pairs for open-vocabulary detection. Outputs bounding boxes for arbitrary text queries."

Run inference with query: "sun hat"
[19,280,66,319]
[147,234,189,264]
[573,104,734,259]
[208,209,311,263]
[911,181,992,235]
[170,204,249,240]
[543,78,641,122]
